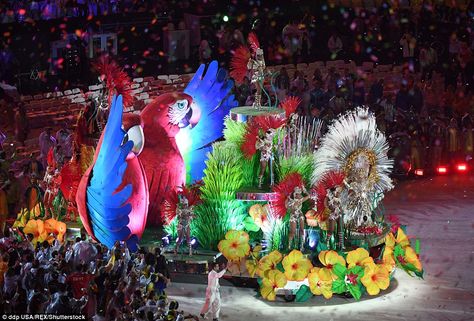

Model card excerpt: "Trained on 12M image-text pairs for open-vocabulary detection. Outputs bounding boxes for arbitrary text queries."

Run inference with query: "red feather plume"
[230,46,251,84]
[271,172,305,219]
[47,148,56,169]
[161,185,202,223]
[247,32,260,54]
[240,116,286,159]
[93,56,133,107]
[279,96,301,118]
[241,121,260,159]
[311,171,345,216]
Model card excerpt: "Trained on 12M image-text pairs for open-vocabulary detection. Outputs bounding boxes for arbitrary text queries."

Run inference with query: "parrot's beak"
[187,101,202,129]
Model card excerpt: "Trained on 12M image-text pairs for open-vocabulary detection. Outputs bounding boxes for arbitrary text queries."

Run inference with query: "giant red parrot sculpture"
[76,61,237,250]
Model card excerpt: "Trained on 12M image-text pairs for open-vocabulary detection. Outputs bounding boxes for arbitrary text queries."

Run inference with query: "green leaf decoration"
[348,284,362,300]
[295,285,313,302]
[276,262,285,273]
[415,239,420,254]
[349,265,364,277]
[257,278,263,287]
[333,263,347,280]
[393,244,405,258]
[414,269,424,279]
[243,216,261,232]
[332,279,346,294]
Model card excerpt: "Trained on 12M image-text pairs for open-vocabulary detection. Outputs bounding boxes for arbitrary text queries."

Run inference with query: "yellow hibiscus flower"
[361,263,390,295]
[218,230,250,261]
[282,250,313,281]
[385,232,396,249]
[381,246,396,272]
[400,246,422,272]
[308,267,333,299]
[257,250,283,278]
[260,270,287,301]
[395,228,410,248]
[249,204,268,228]
[318,250,346,279]
[245,258,258,277]
[346,248,374,268]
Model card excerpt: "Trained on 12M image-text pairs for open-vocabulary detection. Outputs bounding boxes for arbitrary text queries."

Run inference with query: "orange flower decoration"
[282,250,313,281]
[318,250,346,280]
[346,248,374,268]
[218,230,250,261]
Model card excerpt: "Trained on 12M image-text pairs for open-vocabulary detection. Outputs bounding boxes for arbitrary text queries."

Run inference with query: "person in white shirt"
[200,261,227,321]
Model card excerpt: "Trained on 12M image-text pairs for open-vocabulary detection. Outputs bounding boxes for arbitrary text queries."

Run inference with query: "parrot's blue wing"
[86,95,137,250]
[183,60,238,181]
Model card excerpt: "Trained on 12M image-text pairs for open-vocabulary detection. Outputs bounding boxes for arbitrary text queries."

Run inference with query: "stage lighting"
[456,163,468,172]
[190,238,197,246]
[436,166,448,174]
[414,169,424,176]
[223,15,229,22]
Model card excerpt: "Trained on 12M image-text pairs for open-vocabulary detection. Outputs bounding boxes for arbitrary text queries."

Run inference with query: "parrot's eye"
[124,125,145,155]
[168,99,191,125]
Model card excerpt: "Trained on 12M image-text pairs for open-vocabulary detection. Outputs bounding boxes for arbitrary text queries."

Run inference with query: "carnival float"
[10,32,423,302]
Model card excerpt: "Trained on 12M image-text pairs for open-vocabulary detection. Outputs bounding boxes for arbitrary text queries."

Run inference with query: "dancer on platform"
[200,261,227,321]
[175,195,195,256]
[256,128,276,188]
[286,185,310,251]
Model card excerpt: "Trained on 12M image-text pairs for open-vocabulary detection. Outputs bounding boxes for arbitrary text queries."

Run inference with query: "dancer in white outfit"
[200,262,227,321]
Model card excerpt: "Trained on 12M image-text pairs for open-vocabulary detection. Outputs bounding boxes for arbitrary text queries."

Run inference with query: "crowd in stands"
[0,230,200,320]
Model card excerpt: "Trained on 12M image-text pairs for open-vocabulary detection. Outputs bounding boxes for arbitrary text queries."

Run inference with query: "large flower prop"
[257,250,283,278]
[361,263,390,295]
[346,248,374,268]
[282,250,313,281]
[308,267,333,299]
[218,230,251,262]
[260,270,287,301]
[318,250,346,280]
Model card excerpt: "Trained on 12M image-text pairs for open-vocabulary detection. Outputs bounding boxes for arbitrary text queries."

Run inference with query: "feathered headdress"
[161,184,202,223]
[93,56,133,108]
[311,170,345,217]
[247,32,260,54]
[240,115,286,159]
[230,32,261,85]
[270,172,305,219]
[230,46,251,85]
[279,96,301,118]
[312,107,393,205]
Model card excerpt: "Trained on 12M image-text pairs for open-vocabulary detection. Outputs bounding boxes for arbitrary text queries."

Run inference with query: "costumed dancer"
[312,107,393,232]
[43,150,62,219]
[241,116,285,189]
[230,32,266,109]
[312,171,346,250]
[25,173,43,214]
[271,173,310,251]
[200,260,227,321]
[161,185,201,256]
[256,128,276,188]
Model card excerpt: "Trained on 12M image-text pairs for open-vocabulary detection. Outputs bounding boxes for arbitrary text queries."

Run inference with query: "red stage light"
[456,164,467,172]
[414,169,424,176]
[436,166,448,174]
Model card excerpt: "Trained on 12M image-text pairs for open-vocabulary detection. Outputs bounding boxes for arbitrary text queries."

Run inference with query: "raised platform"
[230,106,285,123]
[235,186,277,202]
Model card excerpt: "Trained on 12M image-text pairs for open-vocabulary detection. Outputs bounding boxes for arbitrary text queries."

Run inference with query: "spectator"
[327,32,343,59]
[368,78,384,104]
[399,32,416,66]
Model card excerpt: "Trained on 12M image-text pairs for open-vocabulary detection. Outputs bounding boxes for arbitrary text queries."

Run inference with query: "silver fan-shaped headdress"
[312,107,393,225]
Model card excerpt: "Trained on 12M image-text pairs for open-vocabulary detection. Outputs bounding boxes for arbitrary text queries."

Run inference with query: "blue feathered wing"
[85,95,139,251]
[183,60,238,181]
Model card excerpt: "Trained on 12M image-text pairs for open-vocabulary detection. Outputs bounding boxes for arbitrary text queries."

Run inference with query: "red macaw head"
[139,92,201,139]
